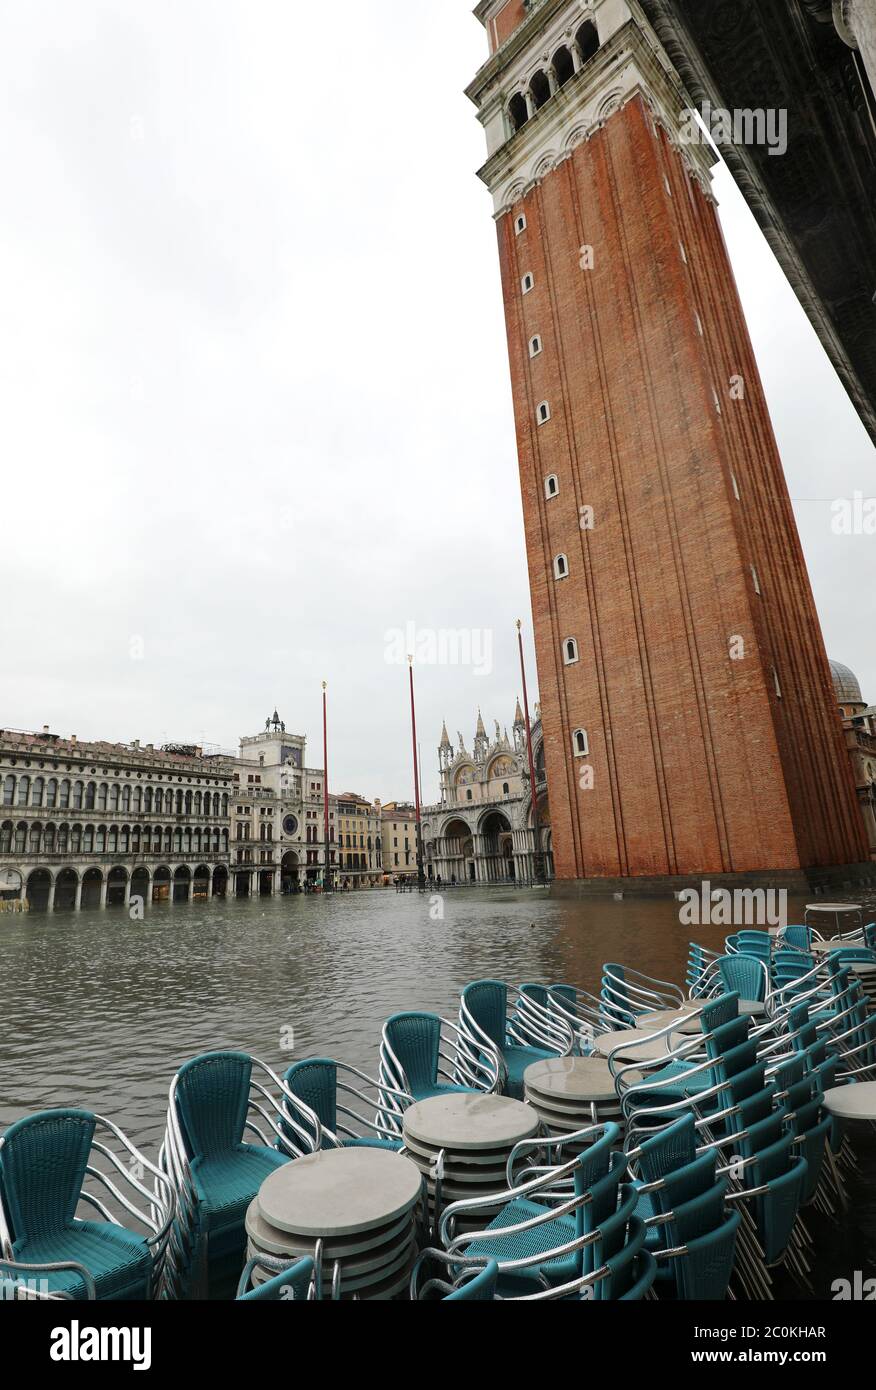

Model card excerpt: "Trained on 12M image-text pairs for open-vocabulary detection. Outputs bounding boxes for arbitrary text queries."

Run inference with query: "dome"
[830,660,864,707]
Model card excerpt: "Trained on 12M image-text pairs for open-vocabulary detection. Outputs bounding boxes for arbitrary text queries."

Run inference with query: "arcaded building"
[467,0,870,890]
[422,705,552,884]
[0,727,233,910]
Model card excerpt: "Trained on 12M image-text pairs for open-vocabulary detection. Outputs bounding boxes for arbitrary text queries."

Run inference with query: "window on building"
[554,553,569,580]
[573,729,589,757]
[751,565,762,596]
[563,638,579,665]
[515,212,527,234]
[521,272,534,294]
[537,401,551,425]
[529,334,542,357]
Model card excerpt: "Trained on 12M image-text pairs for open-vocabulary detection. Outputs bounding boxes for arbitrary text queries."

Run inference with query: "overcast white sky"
[1,2,873,804]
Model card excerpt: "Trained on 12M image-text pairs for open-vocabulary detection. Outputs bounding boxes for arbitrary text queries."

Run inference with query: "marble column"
[99,876,108,909]
[74,877,83,911]
[834,0,876,102]
[47,876,56,914]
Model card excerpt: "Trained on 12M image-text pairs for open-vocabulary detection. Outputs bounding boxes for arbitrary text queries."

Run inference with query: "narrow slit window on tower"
[521,272,534,294]
[664,174,672,196]
[515,213,527,235]
[537,400,551,425]
[731,471,741,501]
[773,667,783,699]
[695,311,704,336]
[563,638,579,666]
[544,474,559,499]
[751,564,762,596]
[554,553,569,580]
[573,729,589,757]
[679,241,688,264]
[529,334,542,357]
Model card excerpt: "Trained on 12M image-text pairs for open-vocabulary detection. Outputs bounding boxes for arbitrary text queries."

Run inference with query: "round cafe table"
[523,1056,631,1144]
[822,1081,876,1122]
[245,1147,423,1299]
[805,903,863,942]
[403,1092,538,1232]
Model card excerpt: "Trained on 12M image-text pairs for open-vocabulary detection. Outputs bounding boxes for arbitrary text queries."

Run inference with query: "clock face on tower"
[283,815,299,837]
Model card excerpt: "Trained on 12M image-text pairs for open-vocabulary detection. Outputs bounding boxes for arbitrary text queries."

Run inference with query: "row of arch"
[0,820,229,856]
[507,22,600,134]
[2,774,229,818]
[21,863,229,910]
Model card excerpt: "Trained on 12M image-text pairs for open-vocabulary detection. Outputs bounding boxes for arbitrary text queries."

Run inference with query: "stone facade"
[468,0,870,888]
[0,727,233,911]
[831,661,876,861]
[422,706,552,884]
[231,711,334,894]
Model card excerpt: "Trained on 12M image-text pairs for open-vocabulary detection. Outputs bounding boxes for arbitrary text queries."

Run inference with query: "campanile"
[468,0,869,888]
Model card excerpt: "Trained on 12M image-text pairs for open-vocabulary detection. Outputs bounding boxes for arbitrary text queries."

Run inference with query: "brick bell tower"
[468,0,870,890]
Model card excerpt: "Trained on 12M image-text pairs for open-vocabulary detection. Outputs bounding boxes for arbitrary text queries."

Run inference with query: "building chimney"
[42,725,50,735]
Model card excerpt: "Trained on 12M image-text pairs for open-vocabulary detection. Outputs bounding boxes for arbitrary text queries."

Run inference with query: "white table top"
[524,1056,619,1102]
[402,1092,538,1151]
[806,904,862,914]
[822,1081,876,1120]
[256,1147,422,1238]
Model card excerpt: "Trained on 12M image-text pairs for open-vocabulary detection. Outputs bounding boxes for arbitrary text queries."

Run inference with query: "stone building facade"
[0,727,233,910]
[831,660,876,860]
[422,705,552,884]
[378,800,418,878]
[468,0,869,889]
[231,711,335,894]
[335,793,382,888]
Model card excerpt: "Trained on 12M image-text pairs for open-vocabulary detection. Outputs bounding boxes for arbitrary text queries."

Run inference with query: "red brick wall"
[491,0,529,52]
[497,96,868,879]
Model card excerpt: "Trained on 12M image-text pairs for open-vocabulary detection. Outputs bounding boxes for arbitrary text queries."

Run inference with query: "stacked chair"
[158,1050,320,1299]
[457,980,573,1100]
[0,1109,174,1301]
[377,1011,486,1135]
[429,1121,655,1300]
[282,1057,407,1152]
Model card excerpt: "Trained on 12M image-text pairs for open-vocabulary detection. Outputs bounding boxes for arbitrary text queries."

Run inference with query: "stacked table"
[246,1147,423,1299]
[523,1057,629,1147]
[402,1092,538,1233]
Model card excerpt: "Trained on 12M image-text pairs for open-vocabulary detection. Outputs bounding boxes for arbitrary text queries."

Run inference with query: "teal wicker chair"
[439,1121,634,1298]
[283,1058,403,1151]
[716,954,769,1005]
[237,1255,315,1301]
[410,1251,499,1301]
[378,1012,482,1133]
[0,1109,174,1301]
[458,980,572,1100]
[159,1051,318,1300]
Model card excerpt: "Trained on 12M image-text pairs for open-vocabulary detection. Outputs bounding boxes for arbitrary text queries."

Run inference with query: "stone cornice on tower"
[468,4,715,217]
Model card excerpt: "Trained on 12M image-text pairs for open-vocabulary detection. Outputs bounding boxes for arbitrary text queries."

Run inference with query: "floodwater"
[2,885,874,1298]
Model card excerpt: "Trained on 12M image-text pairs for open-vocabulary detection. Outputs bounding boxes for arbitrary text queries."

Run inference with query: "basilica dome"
[830,659,864,707]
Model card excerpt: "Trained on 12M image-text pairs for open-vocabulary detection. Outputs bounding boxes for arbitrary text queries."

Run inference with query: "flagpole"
[408,655,426,893]
[517,619,545,886]
[322,681,332,894]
